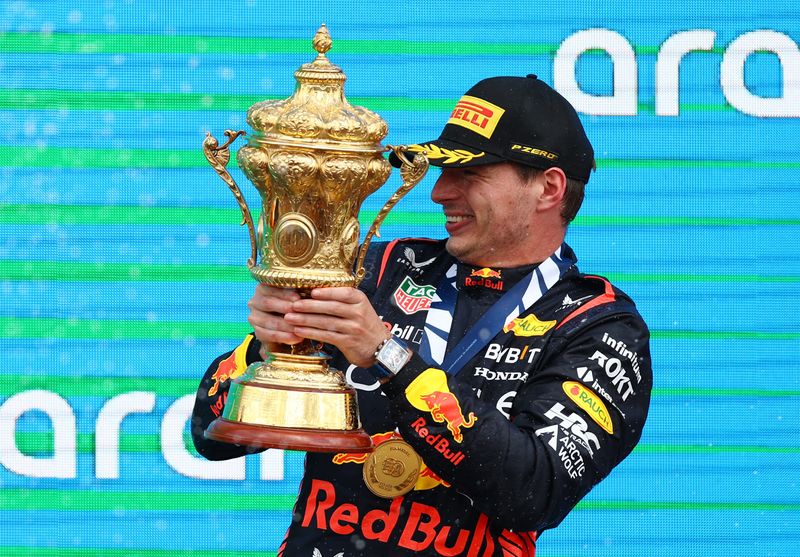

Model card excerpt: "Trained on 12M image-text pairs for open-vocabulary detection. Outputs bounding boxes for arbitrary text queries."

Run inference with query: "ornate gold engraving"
[201,25,429,453]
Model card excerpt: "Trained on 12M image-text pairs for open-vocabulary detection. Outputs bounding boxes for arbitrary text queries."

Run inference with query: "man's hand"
[247,284,305,353]
[284,287,390,368]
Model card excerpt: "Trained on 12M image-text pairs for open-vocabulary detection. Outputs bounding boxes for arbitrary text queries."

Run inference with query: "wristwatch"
[372,336,413,379]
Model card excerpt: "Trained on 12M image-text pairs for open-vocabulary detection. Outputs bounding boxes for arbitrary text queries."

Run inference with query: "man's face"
[430,162,543,267]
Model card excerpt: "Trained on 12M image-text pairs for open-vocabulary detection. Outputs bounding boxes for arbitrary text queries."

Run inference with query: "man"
[192,74,652,557]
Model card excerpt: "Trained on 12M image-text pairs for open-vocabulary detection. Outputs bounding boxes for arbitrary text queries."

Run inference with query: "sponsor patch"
[483,343,541,364]
[406,369,477,443]
[602,332,643,383]
[301,479,502,555]
[589,349,636,401]
[544,402,601,456]
[563,381,614,434]
[208,335,253,397]
[535,424,586,479]
[502,314,557,337]
[393,276,436,315]
[447,95,505,139]
[465,267,503,290]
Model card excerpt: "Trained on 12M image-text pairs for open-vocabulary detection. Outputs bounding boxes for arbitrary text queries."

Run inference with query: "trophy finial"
[312,24,332,60]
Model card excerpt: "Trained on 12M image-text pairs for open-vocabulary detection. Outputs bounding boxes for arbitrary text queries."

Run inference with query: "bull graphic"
[419,391,477,443]
[332,431,396,465]
[208,352,238,396]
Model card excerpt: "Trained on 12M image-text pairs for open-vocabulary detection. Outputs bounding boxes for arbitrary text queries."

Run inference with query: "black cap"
[390,75,595,183]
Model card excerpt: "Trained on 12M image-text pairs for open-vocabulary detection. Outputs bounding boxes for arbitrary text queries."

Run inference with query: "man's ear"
[537,167,567,212]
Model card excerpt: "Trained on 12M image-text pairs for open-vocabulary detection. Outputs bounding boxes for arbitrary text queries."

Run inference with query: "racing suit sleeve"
[191,242,389,461]
[381,311,652,532]
[190,333,266,460]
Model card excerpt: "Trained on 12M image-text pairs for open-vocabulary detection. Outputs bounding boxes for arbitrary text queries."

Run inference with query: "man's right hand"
[247,284,305,357]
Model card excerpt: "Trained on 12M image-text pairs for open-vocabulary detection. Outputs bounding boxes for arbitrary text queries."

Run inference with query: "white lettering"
[656,30,717,115]
[484,343,540,364]
[496,391,516,419]
[554,28,638,116]
[590,350,635,401]
[544,402,600,455]
[0,390,76,479]
[550,28,800,117]
[721,30,800,117]
[95,391,156,479]
[1,391,285,481]
[162,395,246,480]
[474,368,530,382]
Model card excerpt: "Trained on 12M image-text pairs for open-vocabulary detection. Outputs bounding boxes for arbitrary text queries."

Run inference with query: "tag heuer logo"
[393,276,436,314]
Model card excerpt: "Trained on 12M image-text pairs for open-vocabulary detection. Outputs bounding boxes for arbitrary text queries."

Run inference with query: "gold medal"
[362,438,421,498]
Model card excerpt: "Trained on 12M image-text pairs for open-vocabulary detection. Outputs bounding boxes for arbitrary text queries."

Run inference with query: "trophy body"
[202,26,428,453]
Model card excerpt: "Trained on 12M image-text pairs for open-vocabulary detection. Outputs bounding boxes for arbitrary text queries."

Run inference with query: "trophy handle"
[353,145,429,285]
[202,130,258,268]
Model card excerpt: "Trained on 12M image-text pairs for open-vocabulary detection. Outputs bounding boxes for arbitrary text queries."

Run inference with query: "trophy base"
[205,418,373,453]
[204,352,373,453]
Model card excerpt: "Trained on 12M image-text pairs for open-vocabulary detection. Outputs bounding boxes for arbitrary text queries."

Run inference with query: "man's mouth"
[444,214,472,224]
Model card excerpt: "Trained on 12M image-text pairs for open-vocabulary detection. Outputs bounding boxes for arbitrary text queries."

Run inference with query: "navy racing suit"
[192,239,652,557]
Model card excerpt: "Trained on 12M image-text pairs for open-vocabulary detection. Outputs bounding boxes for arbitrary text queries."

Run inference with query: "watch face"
[379,338,411,374]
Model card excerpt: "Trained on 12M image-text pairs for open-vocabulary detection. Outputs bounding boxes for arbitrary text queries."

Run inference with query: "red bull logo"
[470,267,502,279]
[333,432,451,491]
[466,267,504,290]
[332,431,396,465]
[208,336,252,396]
[406,368,478,445]
[416,463,451,490]
[419,391,477,443]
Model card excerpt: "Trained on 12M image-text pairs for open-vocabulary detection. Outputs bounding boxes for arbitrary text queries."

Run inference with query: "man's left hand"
[284,287,389,368]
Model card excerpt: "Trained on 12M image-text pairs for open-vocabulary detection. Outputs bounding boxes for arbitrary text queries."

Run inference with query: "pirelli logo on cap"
[447,95,505,139]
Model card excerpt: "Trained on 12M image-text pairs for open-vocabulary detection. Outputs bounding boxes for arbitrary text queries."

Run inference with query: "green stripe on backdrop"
[0,204,444,226]
[576,501,800,511]
[0,550,273,557]
[3,318,800,341]
[0,488,296,511]
[0,261,252,281]
[0,488,795,512]
[15,432,165,454]
[14,431,800,456]
[3,261,800,283]
[0,317,251,340]
[0,89,732,114]
[3,148,800,169]
[3,375,800,399]
[0,31,713,56]
[0,89,455,112]
[4,204,800,227]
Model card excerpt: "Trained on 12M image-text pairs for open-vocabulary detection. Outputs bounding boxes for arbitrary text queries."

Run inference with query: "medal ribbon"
[418,244,576,375]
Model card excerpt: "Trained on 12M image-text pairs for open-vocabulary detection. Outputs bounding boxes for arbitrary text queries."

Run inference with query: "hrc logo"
[447,95,505,139]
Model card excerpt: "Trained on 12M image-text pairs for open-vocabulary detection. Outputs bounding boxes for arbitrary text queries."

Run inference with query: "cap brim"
[388,139,505,168]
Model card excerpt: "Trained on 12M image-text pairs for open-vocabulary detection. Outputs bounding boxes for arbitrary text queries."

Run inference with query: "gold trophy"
[201,24,428,453]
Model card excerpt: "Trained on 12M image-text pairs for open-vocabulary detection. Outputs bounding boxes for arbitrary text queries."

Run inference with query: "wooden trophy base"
[205,417,373,453]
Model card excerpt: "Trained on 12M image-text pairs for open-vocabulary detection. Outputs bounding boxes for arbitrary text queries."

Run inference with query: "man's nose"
[431,172,456,204]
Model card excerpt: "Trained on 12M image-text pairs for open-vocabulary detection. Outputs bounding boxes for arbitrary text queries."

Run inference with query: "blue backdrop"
[1,1,799,556]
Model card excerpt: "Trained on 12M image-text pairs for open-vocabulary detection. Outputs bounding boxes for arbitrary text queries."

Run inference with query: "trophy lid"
[246,24,388,153]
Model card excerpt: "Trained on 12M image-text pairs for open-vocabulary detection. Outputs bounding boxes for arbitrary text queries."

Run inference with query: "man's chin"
[444,238,473,263]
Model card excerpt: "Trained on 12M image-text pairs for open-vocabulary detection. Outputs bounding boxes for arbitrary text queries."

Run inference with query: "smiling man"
[192,75,652,557]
